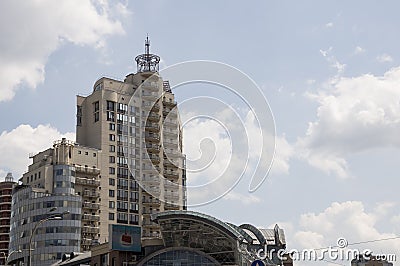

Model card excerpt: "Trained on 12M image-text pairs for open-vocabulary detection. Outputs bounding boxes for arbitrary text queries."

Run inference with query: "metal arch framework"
[151,211,245,264]
[226,222,254,244]
[137,247,222,266]
[152,211,244,241]
[239,224,267,246]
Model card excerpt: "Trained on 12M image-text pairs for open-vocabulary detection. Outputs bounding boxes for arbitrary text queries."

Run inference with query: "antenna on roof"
[135,35,160,73]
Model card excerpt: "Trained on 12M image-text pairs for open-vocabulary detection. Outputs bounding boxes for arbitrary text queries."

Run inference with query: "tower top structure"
[5,173,13,182]
[135,35,160,73]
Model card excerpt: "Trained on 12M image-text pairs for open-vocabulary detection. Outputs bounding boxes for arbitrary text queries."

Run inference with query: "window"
[109,156,115,163]
[109,213,114,220]
[55,169,63,176]
[107,101,115,111]
[118,103,128,112]
[117,212,128,222]
[78,150,81,154]
[129,214,139,224]
[77,106,82,126]
[109,167,115,175]
[109,201,115,209]
[109,123,115,131]
[93,153,96,157]
[109,190,115,197]
[109,178,115,186]
[109,145,115,152]
[107,111,115,122]
[85,151,88,155]
[109,134,115,141]
[93,101,100,122]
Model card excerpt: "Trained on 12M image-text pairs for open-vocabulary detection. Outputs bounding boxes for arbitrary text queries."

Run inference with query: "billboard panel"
[109,224,141,251]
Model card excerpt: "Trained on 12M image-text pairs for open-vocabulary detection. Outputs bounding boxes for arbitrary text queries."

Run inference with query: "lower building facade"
[0,173,16,265]
[52,210,292,266]
[8,185,82,266]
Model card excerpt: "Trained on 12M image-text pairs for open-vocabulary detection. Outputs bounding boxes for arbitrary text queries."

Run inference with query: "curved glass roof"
[152,210,244,241]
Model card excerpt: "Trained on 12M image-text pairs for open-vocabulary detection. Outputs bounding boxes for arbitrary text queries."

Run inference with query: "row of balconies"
[147,113,160,121]
[76,177,100,187]
[83,190,100,198]
[81,238,93,246]
[164,192,179,199]
[163,171,179,179]
[75,165,100,175]
[82,226,100,234]
[162,98,177,107]
[162,108,177,117]
[82,202,100,210]
[164,203,180,209]
[145,123,160,131]
[145,133,160,141]
[142,198,161,205]
[82,214,100,222]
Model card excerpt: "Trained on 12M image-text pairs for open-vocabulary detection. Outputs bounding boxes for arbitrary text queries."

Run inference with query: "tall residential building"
[0,173,16,265]
[9,138,101,266]
[351,256,394,266]
[76,37,186,242]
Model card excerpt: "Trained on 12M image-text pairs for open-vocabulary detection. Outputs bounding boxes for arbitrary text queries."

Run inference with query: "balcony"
[148,154,160,163]
[163,129,178,137]
[76,177,100,187]
[145,143,160,153]
[163,139,178,147]
[141,175,160,182]
[145,133,160,142]
[162,98,177,107]
[141,82,159,91]
[164,150,182,158]
[145,123,160,132]
[83,190,100,198]
[142,232,161,238]
[147,113,160,122]
[142,91,159,99]
[142,209,158,215]
[164,170,179,179]
[142,221,159,228]
[164,203,180,210]
[75,166,100,176]
[82,202,100,210]
[81,238,92,246]
[163,120,177,127]
[142,198,161,205]
[82,226,100,234]
[82,214,100,222]
[164,192,179,199]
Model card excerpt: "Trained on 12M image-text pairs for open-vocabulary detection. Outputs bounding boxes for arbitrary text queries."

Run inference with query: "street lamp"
[27,209,69,266]
[2,250,22,265]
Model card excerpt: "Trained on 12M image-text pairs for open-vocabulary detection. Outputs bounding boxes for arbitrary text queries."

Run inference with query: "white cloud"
[306,79,316,85]
[298,67,400,177]
[354,46,366,55]
[271,134,294,175]
[182,106,281,205]
[0,124,75,180]
[325,22,334,28]
[0,0,125,102]
[377,53,393,63]
[287,201,400,265]
[319,47,346,77]
[223,191,261,205]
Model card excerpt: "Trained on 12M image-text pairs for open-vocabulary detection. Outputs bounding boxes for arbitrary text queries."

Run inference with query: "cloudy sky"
[1,1,400,265]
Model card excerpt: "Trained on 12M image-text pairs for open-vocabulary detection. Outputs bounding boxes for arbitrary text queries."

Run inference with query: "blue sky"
[1,1,400,265]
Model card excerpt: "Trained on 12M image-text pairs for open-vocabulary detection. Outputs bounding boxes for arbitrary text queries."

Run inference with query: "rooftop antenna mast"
[135,35,160,73]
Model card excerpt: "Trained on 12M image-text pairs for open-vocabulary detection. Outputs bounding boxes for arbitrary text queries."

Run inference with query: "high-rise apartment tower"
[76,37,186,242]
